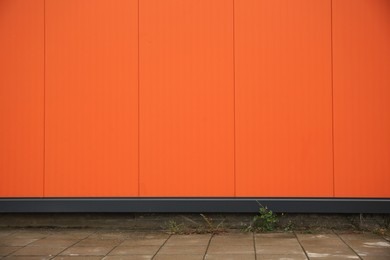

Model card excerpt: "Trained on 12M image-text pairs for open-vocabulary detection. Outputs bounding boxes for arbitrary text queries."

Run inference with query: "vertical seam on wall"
[43,0,46,198]
[137,0,140,197]
[233,0,236,197]
[331,0,335,197]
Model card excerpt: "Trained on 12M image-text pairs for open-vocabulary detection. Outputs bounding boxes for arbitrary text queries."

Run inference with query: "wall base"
[0,198,389,213]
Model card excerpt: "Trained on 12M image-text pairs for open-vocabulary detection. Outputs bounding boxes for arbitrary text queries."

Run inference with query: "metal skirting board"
[0,198,389,213]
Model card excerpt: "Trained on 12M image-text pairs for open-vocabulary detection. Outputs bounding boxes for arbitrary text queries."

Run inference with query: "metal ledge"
[0,198,389,213]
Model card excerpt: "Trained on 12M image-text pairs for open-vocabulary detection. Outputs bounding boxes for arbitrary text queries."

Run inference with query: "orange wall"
[0,0,44,197]
[235,0,333,197]
[44,0,139,197]
[333,0,390,197]
[139,0,234,196]
[1,0,389,198]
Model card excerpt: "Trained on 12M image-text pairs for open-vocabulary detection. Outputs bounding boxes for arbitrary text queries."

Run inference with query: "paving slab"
[46,230,95,240]
[305,255,358,259]
[75,238,123,247]
[205,254,255,260]
[7,230,50,239]
[108,245,160,255]
[0,237,40,246]
[259,255,308,260]
[158,245,207,255]
[11,246,66,256]
[154,254,204,260]
[361,256,390,260]
[212,234,253,245]
[53,257,102,260]
[0,230,15,238]
[60,245,115,256]
[339,235,390,257]
[103,256,153,260]
[300,240,354,251]
[207,244,254,254]
[3,256,52,260]
[0,228,388,259]
[28,238,77,247]
[297,233,359,258]
[298,239,345,247]
[296,233,339,240]
[352,240,390,247]
[143,233,170,239]
[0,246,22,256]
[304,247,356,256]
[256,237,300,246]
[256,232,296,239]
[337,232,384,240]
[120,238,167,246]
[88,231,133,240]
[352,246,390,257]
[256,244,305,255]
[165,234,211,246]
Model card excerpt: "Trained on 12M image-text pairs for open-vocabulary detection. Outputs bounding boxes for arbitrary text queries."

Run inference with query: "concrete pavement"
[0,228,389,259]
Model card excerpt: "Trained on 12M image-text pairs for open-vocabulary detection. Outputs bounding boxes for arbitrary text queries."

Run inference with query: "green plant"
[246,204,278,232]
[163,220,182,234]
[199,214,225,234]
[284,220,294,232]
[373,227,387,236]
[303,229,313,234]
[384,216,390,229]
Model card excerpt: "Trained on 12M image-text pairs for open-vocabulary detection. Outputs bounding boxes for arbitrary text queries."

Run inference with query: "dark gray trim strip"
[0,198,389,213]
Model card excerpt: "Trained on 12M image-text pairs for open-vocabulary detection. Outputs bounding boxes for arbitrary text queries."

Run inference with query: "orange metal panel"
[0,0,44,197]
[333,0,390,197]
[235,0,333,197]
[139,0,234,196]
[45,0,139,196]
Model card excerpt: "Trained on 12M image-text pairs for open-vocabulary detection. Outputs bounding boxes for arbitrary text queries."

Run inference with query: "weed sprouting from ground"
[163,220,183,234]
[246,204,278,232]
[199,214,225,234]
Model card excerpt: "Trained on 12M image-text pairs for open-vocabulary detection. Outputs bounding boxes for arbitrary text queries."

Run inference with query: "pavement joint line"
[2,228,17,238]
[202,233,214,260]
[252,232,257,260]
[333,230,363,260]
[50,229,99,259]
[1,246,20,258]
[101,236,126,258]
[151,233,171,259]
[293,231,310,260]
[3,230,48,258]
[2,229,389,259]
